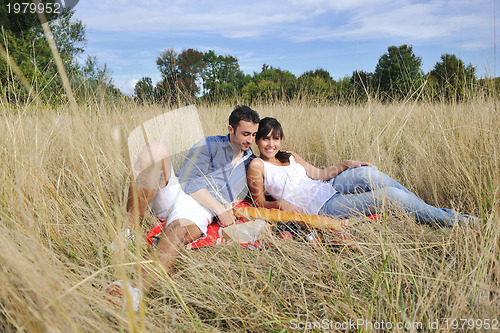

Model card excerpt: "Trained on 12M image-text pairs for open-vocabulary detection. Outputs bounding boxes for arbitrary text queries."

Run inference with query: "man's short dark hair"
[229,105,260,129]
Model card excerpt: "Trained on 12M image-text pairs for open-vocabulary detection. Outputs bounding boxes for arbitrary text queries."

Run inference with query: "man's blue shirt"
[177,135,254,204]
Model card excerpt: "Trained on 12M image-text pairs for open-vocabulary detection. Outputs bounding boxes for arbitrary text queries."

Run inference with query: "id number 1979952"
[6,2,62,15]
[441,318,498,330]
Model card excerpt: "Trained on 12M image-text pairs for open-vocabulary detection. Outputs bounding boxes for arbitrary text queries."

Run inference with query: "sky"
[71,0,498,96]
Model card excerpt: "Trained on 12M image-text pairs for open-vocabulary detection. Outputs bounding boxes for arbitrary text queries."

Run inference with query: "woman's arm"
[291,152,376,181]
[247,158,302,212]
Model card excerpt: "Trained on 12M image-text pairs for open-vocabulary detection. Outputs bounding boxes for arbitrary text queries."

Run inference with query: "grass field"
[0,97,499,332]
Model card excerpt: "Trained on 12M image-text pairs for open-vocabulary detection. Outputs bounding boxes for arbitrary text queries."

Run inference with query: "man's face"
[229,120,259,151]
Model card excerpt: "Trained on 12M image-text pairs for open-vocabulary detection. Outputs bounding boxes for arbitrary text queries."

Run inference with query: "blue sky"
[72,0,498,95]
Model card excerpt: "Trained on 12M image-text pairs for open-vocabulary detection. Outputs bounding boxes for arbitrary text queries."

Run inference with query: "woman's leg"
[321,186,463,227]
[333,166,417,198]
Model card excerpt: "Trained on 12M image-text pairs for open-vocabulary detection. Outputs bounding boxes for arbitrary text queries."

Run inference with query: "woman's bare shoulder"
[249,157,265,169]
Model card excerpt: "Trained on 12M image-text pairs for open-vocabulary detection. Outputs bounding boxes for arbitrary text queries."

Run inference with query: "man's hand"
[216,210,236,227]
[189,189,238,227]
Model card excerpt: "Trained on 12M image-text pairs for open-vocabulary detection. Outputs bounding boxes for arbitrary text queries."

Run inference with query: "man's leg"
[333,166,422,200]
[127,142,172,228]
[140,220,202,294]
[104,143,173,310]
[106,213,205,312]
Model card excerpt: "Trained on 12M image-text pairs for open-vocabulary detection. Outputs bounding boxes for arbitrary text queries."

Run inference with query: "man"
[106,105,260,311]
[177,106,260,227]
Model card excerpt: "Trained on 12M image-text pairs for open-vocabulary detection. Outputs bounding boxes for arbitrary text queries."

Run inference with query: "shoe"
[440,208,477,227]
[107,229,136,253]
[104,280,142,312]
[462,214,480,227]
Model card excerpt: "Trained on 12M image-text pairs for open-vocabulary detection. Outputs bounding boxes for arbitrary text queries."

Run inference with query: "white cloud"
[288,0,493,49]
[118,78,138,96]
[76,1,310,35]
[288,0,387,13]
[74,0,494,51]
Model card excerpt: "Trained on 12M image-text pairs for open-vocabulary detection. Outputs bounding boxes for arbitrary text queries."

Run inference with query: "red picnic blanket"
[145,200,262,250]
[145,201,383,250]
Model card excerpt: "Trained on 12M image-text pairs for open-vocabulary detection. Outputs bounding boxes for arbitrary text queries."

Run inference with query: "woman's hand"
[343,160,376,169]
[278,200,302,213]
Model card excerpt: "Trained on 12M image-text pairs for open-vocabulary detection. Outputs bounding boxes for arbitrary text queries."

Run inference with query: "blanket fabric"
[145,200,383,249]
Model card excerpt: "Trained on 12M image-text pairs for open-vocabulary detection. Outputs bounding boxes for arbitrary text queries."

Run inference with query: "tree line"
[135,44,494,105]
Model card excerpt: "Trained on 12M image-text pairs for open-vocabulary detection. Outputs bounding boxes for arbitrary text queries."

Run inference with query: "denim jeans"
[320,166,465,226]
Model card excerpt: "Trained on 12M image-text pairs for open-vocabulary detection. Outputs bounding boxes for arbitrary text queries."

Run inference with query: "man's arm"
[177,139,211,190]
[189,188,235,227]
[178,138,235,226]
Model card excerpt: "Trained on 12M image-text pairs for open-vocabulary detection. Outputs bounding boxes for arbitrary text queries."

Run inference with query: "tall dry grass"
[0,97,499,332]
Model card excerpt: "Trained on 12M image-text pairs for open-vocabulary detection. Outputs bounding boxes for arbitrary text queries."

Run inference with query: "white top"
[262,155,337,215]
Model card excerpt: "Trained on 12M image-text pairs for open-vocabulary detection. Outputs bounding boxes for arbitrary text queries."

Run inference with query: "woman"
[247,117,475,227]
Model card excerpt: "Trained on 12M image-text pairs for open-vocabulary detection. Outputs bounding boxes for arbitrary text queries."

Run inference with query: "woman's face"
[256,130,282,160]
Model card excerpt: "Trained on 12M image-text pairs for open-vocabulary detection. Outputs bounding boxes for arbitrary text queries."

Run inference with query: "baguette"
[234,206,346,231]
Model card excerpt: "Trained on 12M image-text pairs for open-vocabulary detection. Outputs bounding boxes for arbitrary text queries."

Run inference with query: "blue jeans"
[320,166,466,226]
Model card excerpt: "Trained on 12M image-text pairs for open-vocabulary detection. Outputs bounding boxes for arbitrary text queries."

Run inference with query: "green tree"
[350,70,374,103]
[50,10,86,70]
[298,68,334,101]
[250,67,297,101]
[201,50,245,101]
[134,76,155,103]
[300,68,332,82]
[373,44,424,101]
[155,48,205,104]
[155,48,178,103]
[73,55,121,102]
[0,8,86,103]
[428,54,476,101]
[333,76,355,104]
[256,79,282,100]
[242,81,259,103]
[177,48,205,97]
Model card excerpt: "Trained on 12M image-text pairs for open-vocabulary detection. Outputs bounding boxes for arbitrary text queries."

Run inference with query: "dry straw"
[0,97,498,332]
[0,22,498,331]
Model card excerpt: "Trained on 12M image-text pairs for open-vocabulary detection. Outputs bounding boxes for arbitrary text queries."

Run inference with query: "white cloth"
[150,167,213,235]
[263,155,337,215]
